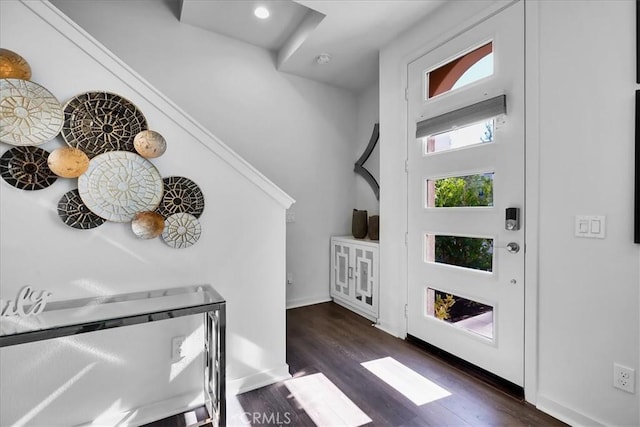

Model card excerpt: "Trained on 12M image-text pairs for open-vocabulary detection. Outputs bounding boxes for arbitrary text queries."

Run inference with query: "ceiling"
[179,0,446,94]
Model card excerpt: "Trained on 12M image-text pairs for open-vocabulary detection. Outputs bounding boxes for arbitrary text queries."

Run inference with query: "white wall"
[380,0,640,426]
[49,0,361,309]
[534,1,639,425]
[0,1,292,425]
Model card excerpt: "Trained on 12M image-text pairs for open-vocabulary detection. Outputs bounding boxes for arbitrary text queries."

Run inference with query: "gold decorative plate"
[62,92,147,158]
[162,212,201,249]
[0,49,32,80]
[0,79,64,146]
[131,211,165,239]
[134,130,166,158]
[78,151,163,222]
[48,146,90,178]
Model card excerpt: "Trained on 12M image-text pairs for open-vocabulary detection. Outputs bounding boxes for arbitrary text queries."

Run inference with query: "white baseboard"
[74,390,203,427]
[286,295,331,309]
[227,364,292,395]
[373,322,403,338]
[536,394,605,427]
[331,298,378,323]
[74,364,292,426]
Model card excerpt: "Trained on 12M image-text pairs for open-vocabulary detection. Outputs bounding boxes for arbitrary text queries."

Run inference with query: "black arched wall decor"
[354,123,380,200]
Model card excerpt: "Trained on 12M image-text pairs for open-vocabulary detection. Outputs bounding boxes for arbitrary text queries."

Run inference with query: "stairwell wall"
[49,0,361,310]
[0,1,294,425]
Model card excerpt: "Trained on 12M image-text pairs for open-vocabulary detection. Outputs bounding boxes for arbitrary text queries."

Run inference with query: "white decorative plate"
[78,151,163,222]
[0,78,64,146]
[162,212,201,249]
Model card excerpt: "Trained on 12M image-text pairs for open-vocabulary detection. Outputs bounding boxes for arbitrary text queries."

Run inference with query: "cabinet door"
[353,245,378,315]
[331,241,351,299]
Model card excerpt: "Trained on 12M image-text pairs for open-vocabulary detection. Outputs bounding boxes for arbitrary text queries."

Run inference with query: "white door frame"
[395,0,540,404]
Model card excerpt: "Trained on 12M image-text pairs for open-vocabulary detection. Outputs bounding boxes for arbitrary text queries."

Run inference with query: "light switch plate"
[575,215,606,239]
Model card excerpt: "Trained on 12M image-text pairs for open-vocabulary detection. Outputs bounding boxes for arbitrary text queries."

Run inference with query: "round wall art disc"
[156,176,205,219]
[78,151,163,222]
[131,211,165,239]
[48,146,90,178]
[134,130,166,158]
[0,78,64,146]
[162,212,201,249]
[62,92,147,158]
[58,189,106,230]
[0,49,32,80]
[0,146,58,190]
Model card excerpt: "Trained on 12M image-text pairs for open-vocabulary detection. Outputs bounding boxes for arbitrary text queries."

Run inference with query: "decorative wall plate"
[78,151,163,222]
[0,146,57,190]
[156,176,205,218]
[48,146,90,178]
[131,211,165,239]
[134,129,166,158]
[162,212,201,249]
[62,92,147,158]
[57,189,106,230]
[0,79,64,146]
[0,49,32,80]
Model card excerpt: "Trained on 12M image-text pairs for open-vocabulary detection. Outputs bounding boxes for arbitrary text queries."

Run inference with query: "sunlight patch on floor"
[225,394,251,426]
[361,357,451,405]
[285,373,372,427]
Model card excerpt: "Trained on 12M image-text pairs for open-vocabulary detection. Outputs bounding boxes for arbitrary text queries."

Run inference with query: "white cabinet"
[330,236,379,320]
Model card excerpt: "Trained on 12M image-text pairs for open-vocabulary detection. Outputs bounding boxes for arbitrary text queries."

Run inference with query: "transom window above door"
[426,41,493,99]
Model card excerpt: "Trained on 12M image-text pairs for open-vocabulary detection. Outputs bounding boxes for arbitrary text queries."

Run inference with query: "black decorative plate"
[0,146,57,190]
[0,78,64,146]
[156,176,205,219]
[58,189,106,230]
[61,91,147,158]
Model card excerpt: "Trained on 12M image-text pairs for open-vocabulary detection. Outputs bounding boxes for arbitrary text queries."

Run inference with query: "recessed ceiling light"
[254,6,270,19]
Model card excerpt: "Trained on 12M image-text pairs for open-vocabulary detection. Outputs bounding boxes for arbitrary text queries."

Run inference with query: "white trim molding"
[226,364,292,395]
[286,296,332,310]
[537,394,606,427]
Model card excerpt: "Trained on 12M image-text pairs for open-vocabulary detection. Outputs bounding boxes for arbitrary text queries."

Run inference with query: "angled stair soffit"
[179,0,446,94]
[179,0,326,87]
[34,0,294,209]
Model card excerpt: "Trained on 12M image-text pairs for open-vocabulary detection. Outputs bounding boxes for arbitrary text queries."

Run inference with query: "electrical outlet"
[171,336,185,362]
[287,272,293,285]
[613,363,635,393]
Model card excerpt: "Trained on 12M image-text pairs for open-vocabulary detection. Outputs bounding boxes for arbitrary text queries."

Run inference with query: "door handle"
[348,267,353,279]
[506,242,520,254]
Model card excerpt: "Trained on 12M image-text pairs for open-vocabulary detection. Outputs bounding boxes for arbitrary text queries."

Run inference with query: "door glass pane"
[426,288,493,340]
[427,42,493,99]
[426,172,494,208]
[425,234,493,272]
[422,119,494,155]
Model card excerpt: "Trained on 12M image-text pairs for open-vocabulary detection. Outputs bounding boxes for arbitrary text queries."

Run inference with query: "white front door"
[407,1,525,386]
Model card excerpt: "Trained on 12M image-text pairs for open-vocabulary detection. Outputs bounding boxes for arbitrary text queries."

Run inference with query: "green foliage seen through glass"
[433,173,494,208]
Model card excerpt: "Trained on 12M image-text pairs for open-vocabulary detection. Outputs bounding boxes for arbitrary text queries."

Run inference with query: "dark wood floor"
[147,302,565,427]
